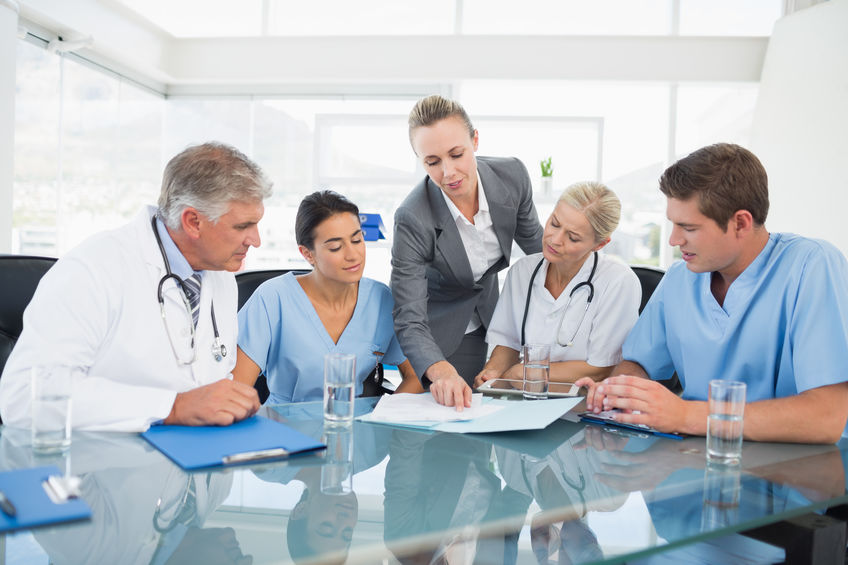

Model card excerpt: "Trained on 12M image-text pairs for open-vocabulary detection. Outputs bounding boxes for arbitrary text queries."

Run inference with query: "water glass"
[321,425,354,495]
[324,353,356,426]
[522,344,550,400]
[706,380,746,464]
[31,365,73,454]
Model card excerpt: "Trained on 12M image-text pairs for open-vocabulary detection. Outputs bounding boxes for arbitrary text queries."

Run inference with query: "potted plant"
[540,156,553,196]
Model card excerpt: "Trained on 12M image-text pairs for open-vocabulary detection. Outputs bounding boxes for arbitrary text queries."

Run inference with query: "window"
[14,42,163,256]
[14,42,759,271]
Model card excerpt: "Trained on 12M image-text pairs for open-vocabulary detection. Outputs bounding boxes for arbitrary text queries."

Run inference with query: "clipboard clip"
[222,447,290,465]
[43,475,82,505]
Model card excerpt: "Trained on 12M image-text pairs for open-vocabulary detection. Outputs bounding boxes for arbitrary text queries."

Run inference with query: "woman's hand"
[473,345,520,388]
[426,361,472,411]
[473,368,502,388]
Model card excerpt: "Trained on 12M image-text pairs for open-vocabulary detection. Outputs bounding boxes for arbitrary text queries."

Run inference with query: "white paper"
[361,393,503,424]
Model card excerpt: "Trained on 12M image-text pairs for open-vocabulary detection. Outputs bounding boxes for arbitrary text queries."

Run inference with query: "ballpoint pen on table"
[0,489,17,517]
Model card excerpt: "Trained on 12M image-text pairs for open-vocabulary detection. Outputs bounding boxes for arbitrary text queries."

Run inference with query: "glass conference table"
[2,397,847,565]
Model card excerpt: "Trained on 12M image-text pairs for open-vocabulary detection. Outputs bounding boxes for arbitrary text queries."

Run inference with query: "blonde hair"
[408,95,475,148]
[559,181,621,242]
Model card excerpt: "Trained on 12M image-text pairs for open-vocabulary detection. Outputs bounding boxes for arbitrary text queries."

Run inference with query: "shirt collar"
[154,215,201,281]
[440,169,488,223]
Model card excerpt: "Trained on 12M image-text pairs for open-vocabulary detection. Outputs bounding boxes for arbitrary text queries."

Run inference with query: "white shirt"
[487,252,641,367]
[440,171,503,333]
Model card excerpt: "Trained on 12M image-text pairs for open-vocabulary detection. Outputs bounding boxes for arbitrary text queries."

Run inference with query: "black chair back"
[630,265,665,314]
[0,254,58,379]
[235,269,309,311]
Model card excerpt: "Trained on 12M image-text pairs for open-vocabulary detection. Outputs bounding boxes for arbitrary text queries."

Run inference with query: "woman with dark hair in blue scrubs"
[232,190,422,403]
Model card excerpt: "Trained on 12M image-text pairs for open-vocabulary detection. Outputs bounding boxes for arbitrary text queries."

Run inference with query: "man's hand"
[588,375,699,434]
[426,361,472,411]
[165,379,260,426]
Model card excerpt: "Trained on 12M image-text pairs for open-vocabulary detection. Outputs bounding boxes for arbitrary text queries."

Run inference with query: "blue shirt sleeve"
[621,271,676,381]
[787,241,848,393]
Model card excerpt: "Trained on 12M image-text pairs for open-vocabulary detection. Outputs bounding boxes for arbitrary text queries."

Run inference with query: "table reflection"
[575,426,847,565]
[384,429,502,564]
[255,403,391,563]
[0,428,246,565]
[3,400,846,565]
[493,423,628,565]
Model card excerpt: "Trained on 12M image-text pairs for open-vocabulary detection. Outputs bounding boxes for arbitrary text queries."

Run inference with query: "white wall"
[0,0,18,253]
[751,0,848,256]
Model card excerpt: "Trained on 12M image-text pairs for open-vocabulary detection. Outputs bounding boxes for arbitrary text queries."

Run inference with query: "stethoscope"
[520,251,598,347]
[520,450,587,516]
[152,215,227,364]
[152,472,214,533]
[152,473,194,534]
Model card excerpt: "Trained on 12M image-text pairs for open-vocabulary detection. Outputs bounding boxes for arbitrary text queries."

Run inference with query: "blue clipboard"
[0,466,92,533]
[579,412,686,440]
[141,415,326,470]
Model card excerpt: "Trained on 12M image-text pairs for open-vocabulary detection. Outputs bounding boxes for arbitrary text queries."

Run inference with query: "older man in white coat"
[0,142,271,432]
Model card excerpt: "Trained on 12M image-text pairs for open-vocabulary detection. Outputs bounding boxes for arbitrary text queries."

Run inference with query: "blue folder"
[141,415,326,470]
[0,466,92,533]
[359,212,386,241]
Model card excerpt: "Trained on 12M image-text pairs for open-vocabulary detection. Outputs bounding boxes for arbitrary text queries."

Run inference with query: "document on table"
[359,393,582,434]
[363,393,503,424]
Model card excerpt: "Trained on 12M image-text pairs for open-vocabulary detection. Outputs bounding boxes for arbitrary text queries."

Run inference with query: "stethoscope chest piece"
[212,340,227,363]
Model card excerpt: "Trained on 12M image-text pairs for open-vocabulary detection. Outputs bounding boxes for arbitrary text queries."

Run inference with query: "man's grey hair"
[157,142,273,229]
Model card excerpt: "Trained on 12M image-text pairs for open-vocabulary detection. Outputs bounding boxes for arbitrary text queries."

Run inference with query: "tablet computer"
[579,410,686,440]
[476,378,581,398]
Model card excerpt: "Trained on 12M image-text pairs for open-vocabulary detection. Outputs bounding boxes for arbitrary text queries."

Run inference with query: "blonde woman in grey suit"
[391,95,544,409]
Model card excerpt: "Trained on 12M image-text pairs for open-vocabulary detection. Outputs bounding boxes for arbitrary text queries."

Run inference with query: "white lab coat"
[0,207,237,432]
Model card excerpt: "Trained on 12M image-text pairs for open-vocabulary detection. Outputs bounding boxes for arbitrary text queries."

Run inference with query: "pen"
[222,447,290,464]
[0,489,17,517]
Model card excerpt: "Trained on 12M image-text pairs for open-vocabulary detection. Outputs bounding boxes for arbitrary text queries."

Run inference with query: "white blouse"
[486,252,641,367]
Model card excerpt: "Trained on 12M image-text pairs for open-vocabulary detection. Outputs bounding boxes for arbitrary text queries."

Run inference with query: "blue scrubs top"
[624,233,848,426]
[238,273,406,403]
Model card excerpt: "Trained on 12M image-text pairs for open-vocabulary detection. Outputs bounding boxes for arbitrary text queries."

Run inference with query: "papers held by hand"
[363,393,504,424]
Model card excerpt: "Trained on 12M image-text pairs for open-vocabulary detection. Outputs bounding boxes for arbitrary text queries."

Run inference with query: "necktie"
[182,274,202,328]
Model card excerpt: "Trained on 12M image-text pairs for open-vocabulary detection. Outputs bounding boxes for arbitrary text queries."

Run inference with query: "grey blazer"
[390,156,544,379]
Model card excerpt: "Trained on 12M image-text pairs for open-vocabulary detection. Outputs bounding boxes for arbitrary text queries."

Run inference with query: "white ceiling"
[16,0,775,96]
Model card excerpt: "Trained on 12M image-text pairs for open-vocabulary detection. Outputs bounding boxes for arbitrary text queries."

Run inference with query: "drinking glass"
[31,365,73,453]
[522,344,550,400]
[706,380,746,464]
[324,353,356,426]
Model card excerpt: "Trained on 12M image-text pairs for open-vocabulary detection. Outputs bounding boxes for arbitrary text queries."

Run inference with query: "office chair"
[235,268,309,403]
[630,265,665,315]
[0,255,58,421]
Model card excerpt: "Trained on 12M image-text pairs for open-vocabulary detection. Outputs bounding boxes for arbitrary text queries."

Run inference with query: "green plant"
[540,157,553,178]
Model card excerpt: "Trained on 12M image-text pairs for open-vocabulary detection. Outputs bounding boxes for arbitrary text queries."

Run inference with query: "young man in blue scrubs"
[579,143,848,443]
